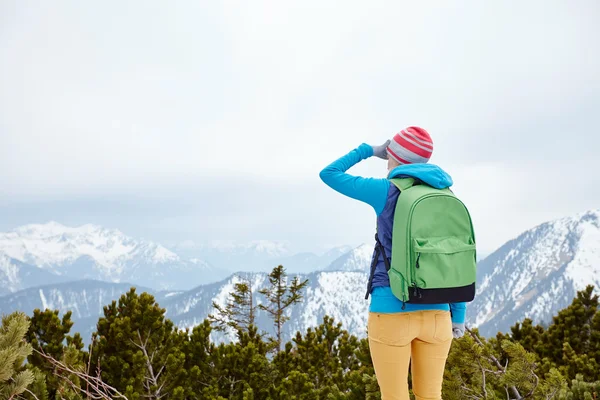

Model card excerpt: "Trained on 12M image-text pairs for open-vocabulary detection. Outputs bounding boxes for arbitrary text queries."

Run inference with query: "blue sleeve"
[319,144,390,216]
[450,302,467,324]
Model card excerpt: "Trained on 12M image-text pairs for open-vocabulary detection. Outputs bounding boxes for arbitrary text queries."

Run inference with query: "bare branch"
[33,347,128,400]
[22,388,41,400]
[477,358,488,399]
[466,327,522,400]
[134,329,168,400]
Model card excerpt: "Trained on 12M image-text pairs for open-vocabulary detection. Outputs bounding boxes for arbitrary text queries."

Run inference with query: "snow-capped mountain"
[321,245,355,262]
[0,241,374,344]
[0,270,371,345]
[3,210,598,342]
[202,240,293,260]
[0,222,228,291]
[469,209,600,336]
[274,245,357,274]
[167,270,370,343]
[174,240,292,272]
[325,244,373,272]
[0,254,70,296]
[0,280,161,340]
[174,240,353,274]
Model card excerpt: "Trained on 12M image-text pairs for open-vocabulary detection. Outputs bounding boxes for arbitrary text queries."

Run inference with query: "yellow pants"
[368,310,453,400]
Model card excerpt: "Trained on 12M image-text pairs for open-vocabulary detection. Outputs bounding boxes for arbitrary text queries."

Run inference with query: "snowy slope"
[0,269,371,345]
[163,245,372,342]
[0,222,227,290]
[0,280,159,341]
[0,254,70,296]
[162,270,370,343]
[0,238,372,344]
[470,209,600,336]
[324,244,373,272]
[0,254,22,296]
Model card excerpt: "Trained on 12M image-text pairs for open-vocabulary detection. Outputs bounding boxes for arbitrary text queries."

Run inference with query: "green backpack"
[375,177,477,305]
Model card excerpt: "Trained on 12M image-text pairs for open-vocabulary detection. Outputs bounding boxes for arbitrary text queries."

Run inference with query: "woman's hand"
[452,323,465,339]
[371,140,391,160]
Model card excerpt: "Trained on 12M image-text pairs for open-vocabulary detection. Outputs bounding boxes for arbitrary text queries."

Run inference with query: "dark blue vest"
[369,184,401,290]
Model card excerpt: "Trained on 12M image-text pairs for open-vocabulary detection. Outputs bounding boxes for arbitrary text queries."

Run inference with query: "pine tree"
[560,342,599,384]
[26,309,85,398]
[443,328,567,399]
[341,337,378,400]
[203,325,272,399]
[0,312,35,400]
[259,265,309,352]
[588,301,600,379]
[184,320,218,398]
[24,367,49,400]
[509,318,545,354]
[563,374,600,400]
[209,275,258,334]
[53,344,86,400]
[90,288,187,400]
[491,317,546,380]
[537,285,599,381]
[271,315,361,399]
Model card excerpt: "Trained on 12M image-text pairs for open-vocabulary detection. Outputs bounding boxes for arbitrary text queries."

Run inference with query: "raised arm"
[319,143,391,216]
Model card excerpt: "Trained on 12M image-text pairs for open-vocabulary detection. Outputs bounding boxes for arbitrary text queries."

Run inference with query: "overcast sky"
[1,1,599,254]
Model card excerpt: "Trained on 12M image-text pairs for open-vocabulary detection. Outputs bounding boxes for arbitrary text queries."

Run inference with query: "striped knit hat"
[386,126,433,164]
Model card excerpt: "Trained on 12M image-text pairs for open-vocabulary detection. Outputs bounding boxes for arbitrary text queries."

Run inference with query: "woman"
[319,126,466,400]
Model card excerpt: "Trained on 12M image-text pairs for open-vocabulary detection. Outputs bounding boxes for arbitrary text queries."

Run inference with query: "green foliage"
[537,285,599,381]
[259,265,309,352]
[270,315,363,399]
[443,285,600,399]
[90,288,187,400]
[8,278,600,400]
[509,318,545,354]
[0,312,34,400]
[207,325,272,399]
[562,374,600,400]
[26,309,85,398]
[443,329,568,399]
[209,275,258,334]
[24,367,50,400]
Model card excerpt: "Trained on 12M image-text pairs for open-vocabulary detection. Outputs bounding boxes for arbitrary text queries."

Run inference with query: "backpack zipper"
[406,193,445,300]
[414,253,422,299]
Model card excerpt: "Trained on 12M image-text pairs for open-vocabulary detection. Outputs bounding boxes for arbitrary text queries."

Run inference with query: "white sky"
[1,1,599,254]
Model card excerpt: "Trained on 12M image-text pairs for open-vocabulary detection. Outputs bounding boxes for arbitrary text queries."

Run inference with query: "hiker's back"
[320,126,475,400]
[388,177,477,305]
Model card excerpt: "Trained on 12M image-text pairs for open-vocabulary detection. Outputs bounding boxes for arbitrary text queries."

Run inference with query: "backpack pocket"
[413,236,476,289]
[388,268,410,303]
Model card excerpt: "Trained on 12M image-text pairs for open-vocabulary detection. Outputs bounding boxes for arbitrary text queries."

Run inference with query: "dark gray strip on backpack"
[364,233,476,304]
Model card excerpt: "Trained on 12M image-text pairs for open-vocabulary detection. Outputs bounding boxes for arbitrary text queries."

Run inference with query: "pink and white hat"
[386,126,433,164]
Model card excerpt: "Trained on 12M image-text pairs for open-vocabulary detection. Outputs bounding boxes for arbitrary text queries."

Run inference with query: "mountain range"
[0,243,373,343]
[173,239,352,274]
[0,222,349,295]
[469,209,600,336]
[0,222,229,294]
[1,210,599,342]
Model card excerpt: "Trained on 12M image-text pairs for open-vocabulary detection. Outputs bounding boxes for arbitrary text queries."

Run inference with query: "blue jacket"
[319,143,466,324]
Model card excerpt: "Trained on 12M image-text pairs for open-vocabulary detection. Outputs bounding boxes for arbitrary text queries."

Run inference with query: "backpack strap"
[390,177,416,191]
[375,234,391,272]
[364,240,380,300]
[365,233,391,300]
